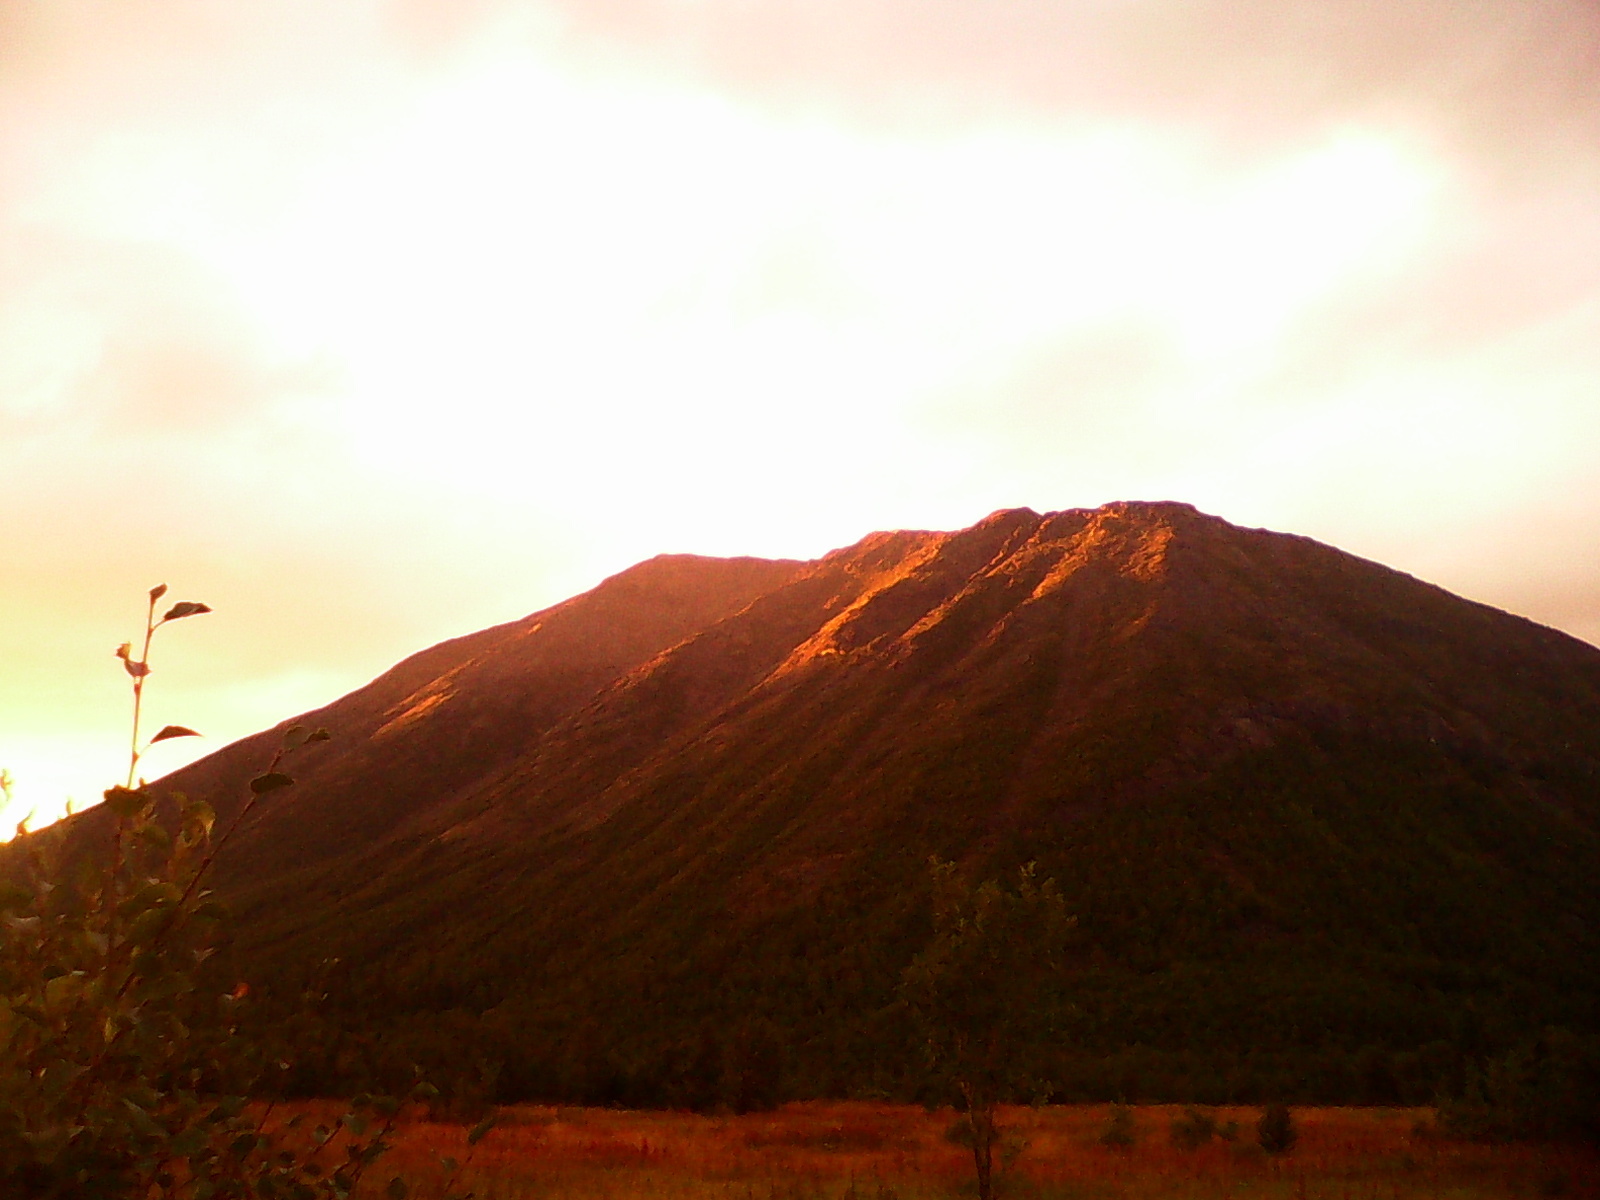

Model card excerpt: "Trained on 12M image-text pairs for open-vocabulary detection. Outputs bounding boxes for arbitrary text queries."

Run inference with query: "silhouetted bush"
[1169,1105,1216,1150]
[1257,1103,1297,1153]
[1438,1030,1600,1144]
[1098,1104,1137,1148]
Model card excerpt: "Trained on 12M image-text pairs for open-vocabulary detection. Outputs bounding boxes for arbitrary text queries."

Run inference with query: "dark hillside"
[52,552,804,884]
[58,503,1600,1104]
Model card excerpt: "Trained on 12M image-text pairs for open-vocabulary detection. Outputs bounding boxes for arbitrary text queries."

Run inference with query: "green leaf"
[14,1002,48,1025]
[0,881,33,912]
[162,600,212,621]
[131,880,182,910]
[207,1096,247,1123]
[43,972,83,1012]
[122,1096,165,1139]
[151,724,201,743]
[127,906,173,946]
[171,1125,208,1156]
[136,822,172,854]
[250,772,295,795]
[182,798,217,839]
[103,786,152,818]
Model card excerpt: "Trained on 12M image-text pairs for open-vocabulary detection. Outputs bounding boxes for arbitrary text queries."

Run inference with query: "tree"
[898,858,1074,1200]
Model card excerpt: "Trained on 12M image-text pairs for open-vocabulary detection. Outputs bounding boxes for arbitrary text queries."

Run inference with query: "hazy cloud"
[3,0,1599,829]
[0,234,334,437]
[541,1,1600,150]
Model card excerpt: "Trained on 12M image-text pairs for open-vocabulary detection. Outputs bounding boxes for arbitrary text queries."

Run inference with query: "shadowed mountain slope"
[126,503,1600,1102]
[125,552,805,883]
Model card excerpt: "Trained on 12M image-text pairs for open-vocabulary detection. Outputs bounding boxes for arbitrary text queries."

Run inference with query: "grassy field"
[283,1101,1599,1200]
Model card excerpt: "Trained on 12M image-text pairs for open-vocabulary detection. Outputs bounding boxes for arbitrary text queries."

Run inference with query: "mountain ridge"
[39,500,1600,1104]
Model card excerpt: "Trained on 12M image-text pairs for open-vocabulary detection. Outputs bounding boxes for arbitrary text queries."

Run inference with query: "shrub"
[0,585,428,1198]
[1098,1104,1137,1149]
[1438,1032,1600,1144]
[1257,1103,1297,1154]
[1169,1105,1216,1150]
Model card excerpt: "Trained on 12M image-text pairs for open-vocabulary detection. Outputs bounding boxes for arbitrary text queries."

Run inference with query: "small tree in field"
[899,858,1074,1200]
[1257,1102,1297,1154]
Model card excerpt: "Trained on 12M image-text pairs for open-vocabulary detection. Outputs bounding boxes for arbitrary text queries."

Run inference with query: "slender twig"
[439,1125,492,1200]
[107,590,163,920]
[341,1102,404,1196]
[106,743,290,1009]
[127,590,160,789]
[172,745,286,912]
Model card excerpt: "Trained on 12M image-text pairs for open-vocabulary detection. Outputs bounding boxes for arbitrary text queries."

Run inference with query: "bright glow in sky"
[4,0,1600,831]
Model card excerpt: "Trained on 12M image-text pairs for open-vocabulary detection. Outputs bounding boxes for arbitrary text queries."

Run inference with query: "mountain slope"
[138,502,1600,1103]
[103,552,804,880]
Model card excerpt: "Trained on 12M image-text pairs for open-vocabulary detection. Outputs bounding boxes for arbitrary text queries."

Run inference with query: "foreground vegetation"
[0,588,429,1196]
[303,1101,1600,1200]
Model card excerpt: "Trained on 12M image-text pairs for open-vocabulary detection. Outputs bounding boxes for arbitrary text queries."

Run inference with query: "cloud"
[2,0,1598,829]
[540,0,1600,152]
[0,233,334,437]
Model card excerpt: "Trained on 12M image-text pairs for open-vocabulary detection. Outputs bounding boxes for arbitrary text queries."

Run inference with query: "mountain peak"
[51,503,1600,1108]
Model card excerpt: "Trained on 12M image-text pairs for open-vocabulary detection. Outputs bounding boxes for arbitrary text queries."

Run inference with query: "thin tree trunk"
[971,1101,996,1200]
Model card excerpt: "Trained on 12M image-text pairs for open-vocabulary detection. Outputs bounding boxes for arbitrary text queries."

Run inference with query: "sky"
[3,0,1599,830]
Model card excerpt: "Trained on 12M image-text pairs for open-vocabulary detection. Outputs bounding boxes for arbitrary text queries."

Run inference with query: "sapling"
[899,858,1074,1200]
[0,584,429,1198]
[1257,1103,1297,1154]
[115,583,211,790]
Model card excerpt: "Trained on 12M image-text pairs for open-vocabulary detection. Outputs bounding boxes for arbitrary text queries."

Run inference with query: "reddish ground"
[280,1101,1599,1199]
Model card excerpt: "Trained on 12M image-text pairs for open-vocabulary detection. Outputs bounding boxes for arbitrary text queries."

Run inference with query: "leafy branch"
[0,585,436,1198]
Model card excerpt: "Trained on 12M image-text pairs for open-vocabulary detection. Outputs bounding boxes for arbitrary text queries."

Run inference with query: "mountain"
[67,503,1600,1105]
[138,551,805,886]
